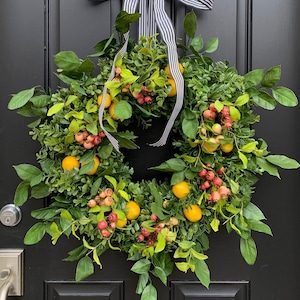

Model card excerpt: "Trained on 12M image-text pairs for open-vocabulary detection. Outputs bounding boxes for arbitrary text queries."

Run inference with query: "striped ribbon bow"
[99,0,214,151]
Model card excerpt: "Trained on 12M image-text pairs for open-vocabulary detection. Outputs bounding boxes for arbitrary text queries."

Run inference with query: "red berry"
[212,177,223,187]
[141,228,151,237]
[221,106,230,117]
[137,97,145,105]
[108,212,118,223]
[150,214,158,222]
[110,222,116,230]
[211,191,221,202]
[93,135,102,145]
[147,240,154,246]
[209,102,217,112]
[144,96,152,103]
[98,219,108,230]
[197,169,207,177]
[206,171,215,181]
[217,167,225,175]
[137,234,145,242]
[203,109,214,119]
[101,229,111,238]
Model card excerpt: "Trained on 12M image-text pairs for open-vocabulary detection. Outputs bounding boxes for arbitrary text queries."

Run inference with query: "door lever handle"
[0,269,12,300]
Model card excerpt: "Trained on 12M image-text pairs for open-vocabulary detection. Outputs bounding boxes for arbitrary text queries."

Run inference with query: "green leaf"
[272,86,298,107]
[13,164,43,186]
[31,182,51,199]
[178,240,194,250]
[171,171,185,185]
[14,181,29,206]
[114,100,132,119]
[24,223,46,245]
[141,284,157,300]
[155,234,166,253]
[205,37,219,53]
[182,116,198,139]
[240,141,257,153]
[265,155,300,169]
[54,51,81,72]
[191,36,203,52]
[75,256,94,282]
[248,220,273,236]
[252,91,276,110]
[104,175,117,190]
[131,259,151,275]
[240,237,257,265]
[235,93,249,106]
[61,209,73,220]
[256,157,280,178]
[31,207,60,220]
[151,158,186,172]
[243,202,266,221]
[79,58,95,73]
[152,266,167,285]
[47,103,64,116]
[193,259,210,289]
[184,10,197,38]
[190,248,208,260]
[175,262,190,272]
[8,87,36,110]
[210,218,220,232]
[244,69,264,88]
[229,106,241,121]
[115,11,141,34]
[136,272,149,295]
[238,151,248,168]
[261,65,281,88]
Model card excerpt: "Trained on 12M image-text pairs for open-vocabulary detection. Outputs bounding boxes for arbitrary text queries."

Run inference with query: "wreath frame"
[8,11,299,299]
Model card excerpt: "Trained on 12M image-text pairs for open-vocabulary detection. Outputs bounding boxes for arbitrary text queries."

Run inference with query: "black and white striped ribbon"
[99,0,213,151]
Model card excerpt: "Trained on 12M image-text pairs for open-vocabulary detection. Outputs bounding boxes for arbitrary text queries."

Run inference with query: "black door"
[1,0,299,299]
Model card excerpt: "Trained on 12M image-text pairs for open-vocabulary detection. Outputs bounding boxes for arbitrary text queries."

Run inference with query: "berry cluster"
[87,188,114,208]
[97,212,118,238]
[75,131,106,149]
[198,166,231,202]
[203,102,234,130]
[132,85,154,105]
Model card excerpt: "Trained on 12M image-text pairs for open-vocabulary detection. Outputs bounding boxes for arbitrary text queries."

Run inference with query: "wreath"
[8,11,299,299]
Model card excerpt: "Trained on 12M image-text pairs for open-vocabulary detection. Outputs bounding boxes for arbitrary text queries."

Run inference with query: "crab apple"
[200,181,211,190]
[98,219,108,230]
[150,214,158,222]
[197,169,207,178]
[98,131,106,138]
[93,135,102,145]
[221,106,230,117]
[108,212,118,223]
[224,122,232,130]
[212,123,222,135]
[147,240,154,246]
[115,67,122,75]
[218,186,231,199]
[101,229,111,238]
[110,222,116,230]
[137,97,145,105]
[141,85,148,93]
[141,228,151,237]
[87,199,97,208]
[105,188,114,197]
[144,96,152,103]
[212,177,223,187]
[203,109,215,120]
[75,132,84,143]
[86,135,94,142]
[168,217,179,226]
[83,140,94,149]
[103,196,113,206]
[206,171,215,181]
[211,191,221,202]
[137,234,145,242]
[132,92,142,99]
[209,102,217,112]
[217,167,225,175]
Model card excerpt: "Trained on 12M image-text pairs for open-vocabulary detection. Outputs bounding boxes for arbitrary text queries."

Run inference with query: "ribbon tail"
[179,0,214,9]
[149,0,184,147]
[98,0,139,152]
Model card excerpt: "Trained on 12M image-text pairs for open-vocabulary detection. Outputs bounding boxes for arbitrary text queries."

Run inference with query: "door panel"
[0,0,299,299]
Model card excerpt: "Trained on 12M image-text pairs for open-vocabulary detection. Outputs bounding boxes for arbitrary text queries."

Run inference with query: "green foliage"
[6,9,299,300]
